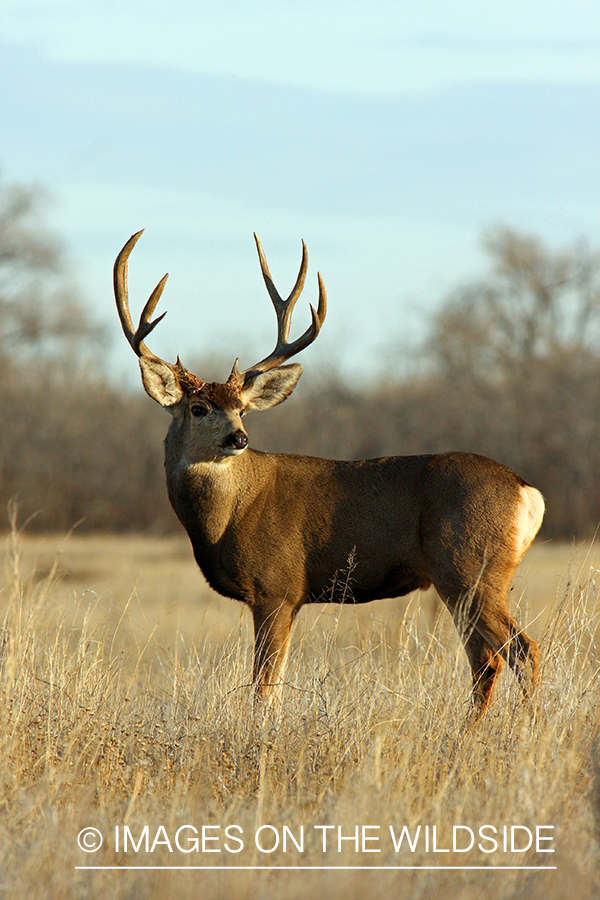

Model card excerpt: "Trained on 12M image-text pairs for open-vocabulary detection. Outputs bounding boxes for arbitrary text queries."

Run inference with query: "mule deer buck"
[114,231,544,716]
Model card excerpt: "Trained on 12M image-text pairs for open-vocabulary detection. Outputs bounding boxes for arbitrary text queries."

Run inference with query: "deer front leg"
[251,601,295,705]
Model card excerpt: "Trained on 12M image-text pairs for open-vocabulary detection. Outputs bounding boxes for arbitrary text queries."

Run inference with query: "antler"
[114,230,170,362]
[115,230,326,392]
[233,234,327,381]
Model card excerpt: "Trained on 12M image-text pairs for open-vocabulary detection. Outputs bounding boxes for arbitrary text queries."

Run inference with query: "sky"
[1,1,599,378]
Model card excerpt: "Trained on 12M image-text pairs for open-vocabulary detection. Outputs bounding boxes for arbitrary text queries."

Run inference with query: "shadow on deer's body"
[114,231,544,717]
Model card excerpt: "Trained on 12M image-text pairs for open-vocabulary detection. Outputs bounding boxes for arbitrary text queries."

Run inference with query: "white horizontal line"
[75,865,557,871]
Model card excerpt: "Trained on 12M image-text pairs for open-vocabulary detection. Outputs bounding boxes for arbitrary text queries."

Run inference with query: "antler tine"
[236,235,327,380]
[114,230,169,361]
[132,275,169,355]
[254,233,308,343]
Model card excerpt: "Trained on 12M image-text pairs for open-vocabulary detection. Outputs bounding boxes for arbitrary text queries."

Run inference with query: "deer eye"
[191,404,208,418]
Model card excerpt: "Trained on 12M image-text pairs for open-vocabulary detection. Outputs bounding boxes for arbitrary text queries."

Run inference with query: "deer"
[114,230,545,717]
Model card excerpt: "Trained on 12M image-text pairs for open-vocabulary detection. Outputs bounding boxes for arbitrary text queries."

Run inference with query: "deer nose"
[226,429,248,451]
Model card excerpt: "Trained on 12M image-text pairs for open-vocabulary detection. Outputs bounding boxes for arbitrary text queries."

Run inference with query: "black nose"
[226,430,248,450]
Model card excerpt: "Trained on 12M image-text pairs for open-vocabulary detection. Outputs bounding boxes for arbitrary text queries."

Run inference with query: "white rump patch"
[514,485,545,560]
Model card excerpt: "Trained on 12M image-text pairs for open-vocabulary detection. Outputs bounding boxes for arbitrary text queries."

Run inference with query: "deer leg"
[449,586,539,708]
[506,621,539,696]
[251,601,295,705]
[473,600,539,699]
[460,627,505,716]
[450,603,505,714]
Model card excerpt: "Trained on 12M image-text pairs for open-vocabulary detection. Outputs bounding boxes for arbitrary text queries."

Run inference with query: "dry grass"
[0,524,599,899]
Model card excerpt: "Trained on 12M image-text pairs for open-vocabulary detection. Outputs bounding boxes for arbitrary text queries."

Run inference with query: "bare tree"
[414,228,600,538]
[0,172,139,532]
[0,172,102,364]
[428,227,600,384]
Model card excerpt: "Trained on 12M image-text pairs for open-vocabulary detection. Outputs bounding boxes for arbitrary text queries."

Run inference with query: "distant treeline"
[2,172,600,539]
[3,342,600,540]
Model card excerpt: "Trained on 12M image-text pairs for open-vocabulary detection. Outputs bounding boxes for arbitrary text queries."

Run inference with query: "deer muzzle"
[224,430,249,452]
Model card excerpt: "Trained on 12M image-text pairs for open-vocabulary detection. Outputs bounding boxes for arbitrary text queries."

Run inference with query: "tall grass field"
[0,522,598,899]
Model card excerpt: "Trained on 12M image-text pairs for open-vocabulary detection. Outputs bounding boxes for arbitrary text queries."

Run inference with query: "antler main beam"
[114,230,169,362]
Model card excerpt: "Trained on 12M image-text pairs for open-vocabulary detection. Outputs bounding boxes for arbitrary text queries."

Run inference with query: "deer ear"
[139,358,184,408]
[240,364,303,411]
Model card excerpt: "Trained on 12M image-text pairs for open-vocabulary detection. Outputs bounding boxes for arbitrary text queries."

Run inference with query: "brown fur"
[172,360,205,393]
[164,410,543,716]
[190,381,244,410]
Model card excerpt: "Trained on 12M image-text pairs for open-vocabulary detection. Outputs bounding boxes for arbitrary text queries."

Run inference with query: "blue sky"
[1,1,599,376]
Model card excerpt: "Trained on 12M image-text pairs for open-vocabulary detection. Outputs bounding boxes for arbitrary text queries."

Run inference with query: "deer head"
[114,231,327,461]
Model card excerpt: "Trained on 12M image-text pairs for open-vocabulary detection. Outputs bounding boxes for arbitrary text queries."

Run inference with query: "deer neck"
[164,436,266,547]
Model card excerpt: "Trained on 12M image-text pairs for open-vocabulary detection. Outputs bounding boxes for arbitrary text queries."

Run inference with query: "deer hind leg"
[457,626,505,716]
[251,601,295,707]
[450,585,539,712]
[472,592,539,697]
